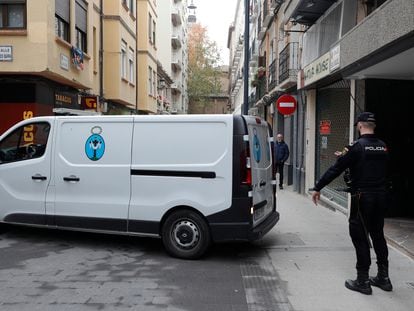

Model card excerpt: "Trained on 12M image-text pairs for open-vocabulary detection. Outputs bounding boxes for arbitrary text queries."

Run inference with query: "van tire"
[162,210,211,259]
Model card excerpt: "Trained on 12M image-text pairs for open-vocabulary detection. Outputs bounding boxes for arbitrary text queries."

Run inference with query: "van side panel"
[129,115,233,228]
[53,117,133,231]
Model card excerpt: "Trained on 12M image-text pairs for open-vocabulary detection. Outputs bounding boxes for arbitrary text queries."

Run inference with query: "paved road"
[1,189,413,311]
[0,225,289,311]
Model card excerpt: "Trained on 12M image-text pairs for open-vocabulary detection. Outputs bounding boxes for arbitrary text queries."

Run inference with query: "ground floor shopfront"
[0,76,100,135]
[302,78,414,219]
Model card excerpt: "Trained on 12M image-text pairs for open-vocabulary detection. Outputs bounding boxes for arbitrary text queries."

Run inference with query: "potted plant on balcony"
[257,66,266,78]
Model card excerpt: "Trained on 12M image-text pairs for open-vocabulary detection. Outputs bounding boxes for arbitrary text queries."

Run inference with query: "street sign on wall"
[276,94,297,115]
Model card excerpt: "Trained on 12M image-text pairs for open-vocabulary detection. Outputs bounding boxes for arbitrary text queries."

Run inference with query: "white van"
[0,114,279,259]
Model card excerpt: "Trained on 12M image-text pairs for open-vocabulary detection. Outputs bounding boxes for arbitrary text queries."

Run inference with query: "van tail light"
[270,141,276,180]
[241,143,252,186]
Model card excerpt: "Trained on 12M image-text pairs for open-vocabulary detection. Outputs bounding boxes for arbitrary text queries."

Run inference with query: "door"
[0,120,52,224]
[53,117,133,232]
[245,116,274,227]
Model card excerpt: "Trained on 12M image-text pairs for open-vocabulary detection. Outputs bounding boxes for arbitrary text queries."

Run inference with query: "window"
[0,122,50,164]
[55,0,70,41]
[0,0,26,29]
[152,70,156,96]
[129,47,134,83]
[75,0,87,52]
[128,0,134,16]
[152,20,156,47]
[148,66,153,95]
[148,14,152,43]
[121,40,127,79]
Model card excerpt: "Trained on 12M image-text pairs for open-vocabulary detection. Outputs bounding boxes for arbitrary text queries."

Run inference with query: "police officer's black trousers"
[349,192,389,273]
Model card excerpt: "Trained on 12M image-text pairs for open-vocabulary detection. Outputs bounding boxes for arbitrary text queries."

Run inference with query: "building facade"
[0,0,102,134]
[229,0,414,219]
[0,0,190,134]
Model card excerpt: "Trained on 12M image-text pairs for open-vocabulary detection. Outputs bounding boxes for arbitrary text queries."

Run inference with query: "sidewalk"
[283,185,414,260]
[384,218,414,259]
[266,186,414,311]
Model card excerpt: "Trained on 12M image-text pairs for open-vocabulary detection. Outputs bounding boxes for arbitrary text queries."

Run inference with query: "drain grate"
[241,261,294,311]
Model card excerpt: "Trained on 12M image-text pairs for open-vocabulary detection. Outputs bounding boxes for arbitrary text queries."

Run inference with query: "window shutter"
[75,0,87,33]
[55,0,70,22]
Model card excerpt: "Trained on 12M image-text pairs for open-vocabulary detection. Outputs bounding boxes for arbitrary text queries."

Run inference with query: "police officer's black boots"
[369,263,393,291]
[345,271,372,295]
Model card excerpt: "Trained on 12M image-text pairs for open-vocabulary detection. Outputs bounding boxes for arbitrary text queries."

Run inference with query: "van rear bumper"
[210,210,280,242]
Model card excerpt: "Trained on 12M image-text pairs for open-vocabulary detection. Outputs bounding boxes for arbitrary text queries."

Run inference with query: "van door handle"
[32,174,47,181]
[63,175,80,182]
[259,180,266,187]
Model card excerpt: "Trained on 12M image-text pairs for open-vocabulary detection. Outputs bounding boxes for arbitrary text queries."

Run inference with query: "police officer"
[311,112,392,295]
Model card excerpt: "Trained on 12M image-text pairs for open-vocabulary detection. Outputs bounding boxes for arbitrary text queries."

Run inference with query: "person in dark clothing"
[311,112,392,295]
[274,133,289,189]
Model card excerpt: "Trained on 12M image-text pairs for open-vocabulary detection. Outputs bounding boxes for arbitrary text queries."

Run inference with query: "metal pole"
[243,0,250,115]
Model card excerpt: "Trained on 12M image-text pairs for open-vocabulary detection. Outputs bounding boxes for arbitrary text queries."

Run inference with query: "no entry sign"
[276,94,297,115]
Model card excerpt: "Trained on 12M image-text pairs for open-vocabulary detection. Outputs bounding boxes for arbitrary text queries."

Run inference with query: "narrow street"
[1,188,413,311]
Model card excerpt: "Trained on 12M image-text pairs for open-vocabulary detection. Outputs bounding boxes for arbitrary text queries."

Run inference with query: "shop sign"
[60,54,69,71]
[319,120,331,135]
[330,44,340,72]
[81,96,98,110]
[0,46,13,62]
[303,52,330,87]
[55,92,77,108]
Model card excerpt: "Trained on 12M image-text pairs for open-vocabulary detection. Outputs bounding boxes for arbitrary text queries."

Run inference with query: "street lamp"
[243,0,250,115]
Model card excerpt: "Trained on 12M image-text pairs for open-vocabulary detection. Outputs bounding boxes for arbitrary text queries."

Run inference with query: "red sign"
[276,95,297,115]
[81,96,98,110]
[0,103,52,135]
[319,120,331,135]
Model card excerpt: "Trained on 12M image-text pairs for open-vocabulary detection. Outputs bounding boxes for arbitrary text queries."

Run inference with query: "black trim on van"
[131,170,216,179]
[3,213,160,236]
[209,210,280,242]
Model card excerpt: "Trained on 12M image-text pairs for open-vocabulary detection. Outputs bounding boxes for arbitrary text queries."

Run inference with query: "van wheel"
[162,210,211,259]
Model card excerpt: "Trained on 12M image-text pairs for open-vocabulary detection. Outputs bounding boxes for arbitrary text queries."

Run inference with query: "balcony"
[171,34,182,49]
[268,58,278,91]
[171,9,182,26]
[278,42,299,89]
[262,0,274,29]
[171,59,182,72]
[171,83,182,93]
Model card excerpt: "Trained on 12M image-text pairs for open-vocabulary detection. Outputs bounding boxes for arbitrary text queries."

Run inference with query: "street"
[1,189,413,311]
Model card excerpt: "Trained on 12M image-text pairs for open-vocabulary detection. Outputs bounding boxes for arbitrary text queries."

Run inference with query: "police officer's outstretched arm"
[311,145,359,205]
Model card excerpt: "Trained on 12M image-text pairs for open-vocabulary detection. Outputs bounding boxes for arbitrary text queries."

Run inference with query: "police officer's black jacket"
[314,134,389,193]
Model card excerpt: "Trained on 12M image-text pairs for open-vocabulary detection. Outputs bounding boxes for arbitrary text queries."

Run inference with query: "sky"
[194,0,238,66]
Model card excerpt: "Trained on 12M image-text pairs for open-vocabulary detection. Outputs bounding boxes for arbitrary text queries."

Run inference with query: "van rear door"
[244,116,274,227]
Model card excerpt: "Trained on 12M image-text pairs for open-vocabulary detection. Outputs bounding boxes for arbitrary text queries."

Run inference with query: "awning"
[289,0,336,26]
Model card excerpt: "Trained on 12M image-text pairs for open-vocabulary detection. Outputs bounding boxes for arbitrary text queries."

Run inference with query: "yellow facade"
[0,0,97,90]
[103,0,137,110]
[0,0,141,114]
[137,0,158,114]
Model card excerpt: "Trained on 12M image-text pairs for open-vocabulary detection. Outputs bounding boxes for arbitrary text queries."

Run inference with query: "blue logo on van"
[253,128,261,163]
[85,126,105,161]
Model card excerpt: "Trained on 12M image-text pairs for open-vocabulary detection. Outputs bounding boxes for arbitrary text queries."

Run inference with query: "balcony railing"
[268,58,278,91]
[278,42,299,85]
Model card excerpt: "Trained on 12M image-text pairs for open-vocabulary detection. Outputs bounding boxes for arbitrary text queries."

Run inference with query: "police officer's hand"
[312,191,320,205]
